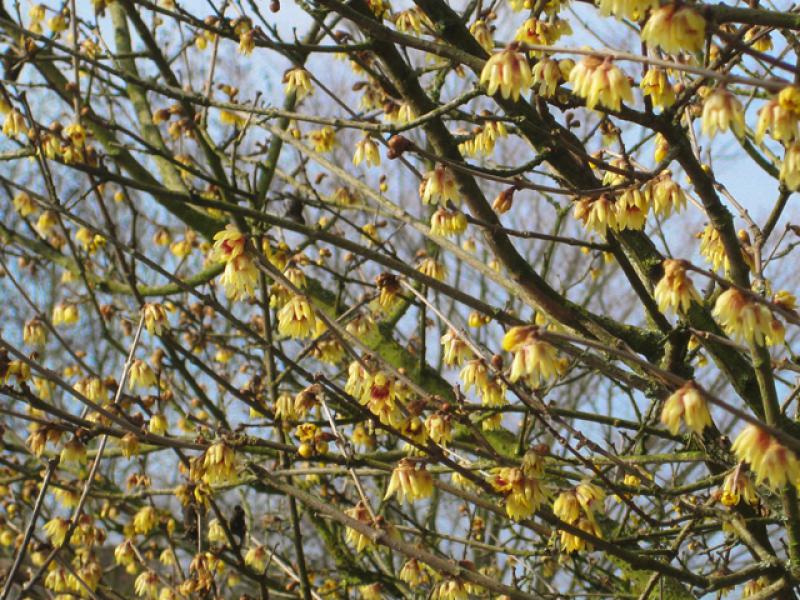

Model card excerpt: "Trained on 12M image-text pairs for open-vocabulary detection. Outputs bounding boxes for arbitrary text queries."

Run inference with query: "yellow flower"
[573,195,617,233]
[115,539,136,566]
[308,126,336,153]
[23,318,47,346]
[36,211,58,236]
[732,425,800,489]
[641,5,706,53]
[491,467,548,520]
[129,359,157,390]
[560,516,602,553]
[203,441,236,484]
[13,191,37,217]
[755,98,798,143]
[283,68,313,100]
[149,413,168,435]
[654,133,670,164]
[469,20,494,54]
[399,558,429,585]
[701,88,745,138]
[143,303,168,335]
[779,85,800,114]
[654,259,701,313]
[219,254,258,300]
[531,57,562,97]
[441,329,473,367]
[44,517,71,546]
[568,56,633,111]
[134,570,159,598]
[514,18,571,49]
[660,381,712,435]
[277,295,317,339]
[781,142,800,190]
[394,8,429,34]
[2,109,26,138]
[503,326,566,385]
[430,208,467,237]
[353,136,380,167]
[207,518,227,544]
[421,165,460,205]
[219,109,246,127]
[60,438,87,464]
[53,302,80,326]
[344,502,373,552]
[597,0,657,20]
[211,224,246,263]
[712,288,784,346]
[116,432,139,459]
[417,257,446,281]
[480,46,533,101]
[651,171,687,217]
[698,224,754,273]
[719,467,758,507]
[384,458,434,503]
[425,412,452,445]
[640,68,675,109]
[245,545,268,571]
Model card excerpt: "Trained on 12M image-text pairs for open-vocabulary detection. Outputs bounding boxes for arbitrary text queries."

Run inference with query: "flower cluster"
[654,259,701,314]
[553,482,605,553]
[660,381,713,435]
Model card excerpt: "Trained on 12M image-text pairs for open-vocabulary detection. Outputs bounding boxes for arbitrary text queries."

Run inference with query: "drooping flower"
[143,303,168,335]
[219,254,258,300]
[597,0,657,21]
[244,545,268,571]
[133,505,158,534]
[23,318,47,346]
[701,88,745,138]
[480,46,533,101]
[713,288,784,346]
[573,195,617,233]
[719,467,759,507]
[755,98,798,143]
[568,56,633,111]
[430,208,467,237]
[43,517,70,546]
[660,381,713,435]
[277,295,317,339]
[491,466,549,520]
[344,502,374,552]
[421,165,460,205]
[503,325,566,385]
[641,5,706,53]
[384,459,434,503]
[134,570,159,598]
[514,17,571,49]
[640,68,675,109]
[203,441,237,484]
[531,56,562,97]
[650,171,687,217]
[469,20,494,54]
[441,329,473,367]
[353,136,381,167]
[732,425,800,489]
[654,259,701,314]
[211,224,247,263]
[53,302,80,326]
[129,359,157,390]
[283,68,313,100]
[780,142,800,190]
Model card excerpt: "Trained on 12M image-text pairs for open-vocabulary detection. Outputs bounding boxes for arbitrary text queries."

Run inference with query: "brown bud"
[386,134,412,159]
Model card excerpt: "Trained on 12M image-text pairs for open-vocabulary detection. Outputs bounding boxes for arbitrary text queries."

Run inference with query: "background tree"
[0,0,799,597]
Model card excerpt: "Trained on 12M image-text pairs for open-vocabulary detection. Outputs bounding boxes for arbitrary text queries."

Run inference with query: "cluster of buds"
[295,422,330,458]
[309,126,336,153]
